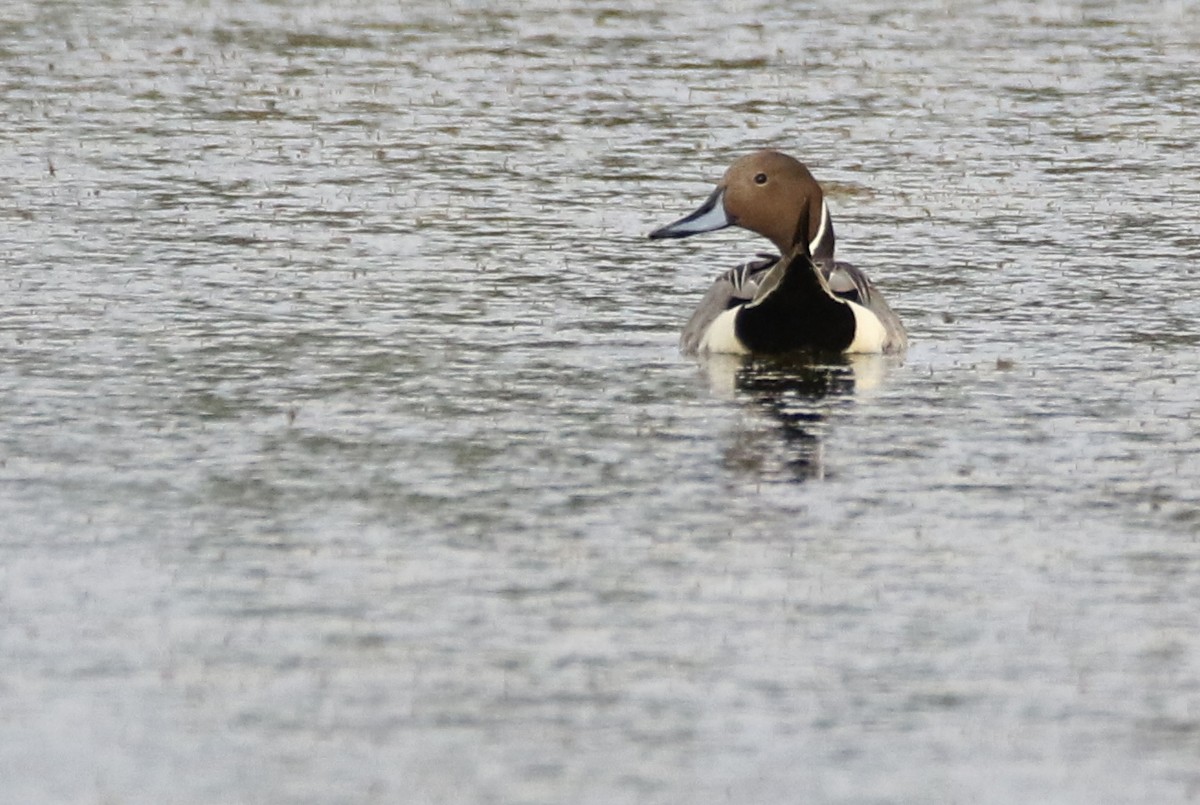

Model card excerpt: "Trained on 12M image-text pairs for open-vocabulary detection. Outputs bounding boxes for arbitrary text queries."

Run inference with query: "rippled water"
[3,1,1200,802]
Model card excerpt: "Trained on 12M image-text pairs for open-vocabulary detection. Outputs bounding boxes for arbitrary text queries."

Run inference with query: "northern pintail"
[649,150,907,355]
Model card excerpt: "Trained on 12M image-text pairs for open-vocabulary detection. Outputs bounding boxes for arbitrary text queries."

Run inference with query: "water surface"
[3,1,1200,802]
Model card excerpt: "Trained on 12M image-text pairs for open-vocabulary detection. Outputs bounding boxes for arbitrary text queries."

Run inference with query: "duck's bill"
[648,188,731,239]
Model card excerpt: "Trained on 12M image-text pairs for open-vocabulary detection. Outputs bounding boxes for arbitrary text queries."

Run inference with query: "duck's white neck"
[808,201,835,260]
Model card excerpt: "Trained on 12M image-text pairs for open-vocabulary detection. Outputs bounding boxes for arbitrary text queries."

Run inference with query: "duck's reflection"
[700,353,892,482]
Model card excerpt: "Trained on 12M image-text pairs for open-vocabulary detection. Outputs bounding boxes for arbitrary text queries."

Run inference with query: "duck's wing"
[680,254,778,354]
[821,259,908,352]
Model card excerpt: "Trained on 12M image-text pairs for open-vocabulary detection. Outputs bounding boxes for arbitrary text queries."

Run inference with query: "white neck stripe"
[808,200,829,256]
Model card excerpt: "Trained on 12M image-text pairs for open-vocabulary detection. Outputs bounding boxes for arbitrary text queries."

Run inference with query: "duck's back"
[681,255,907,354]
[822,259,908,353]
[680,255,775,354]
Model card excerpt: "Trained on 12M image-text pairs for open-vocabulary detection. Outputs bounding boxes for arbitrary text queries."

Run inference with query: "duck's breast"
[844,302,889,353]
[698,307,750,354]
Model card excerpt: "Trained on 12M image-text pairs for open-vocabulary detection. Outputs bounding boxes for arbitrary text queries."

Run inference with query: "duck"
[648,150,907,356]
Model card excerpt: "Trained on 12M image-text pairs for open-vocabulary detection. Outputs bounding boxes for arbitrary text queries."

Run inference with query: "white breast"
[699,307,751,355]
[844,302,888,353]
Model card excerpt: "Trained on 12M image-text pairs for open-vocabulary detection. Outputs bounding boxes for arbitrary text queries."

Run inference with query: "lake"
[2,1,1199,802]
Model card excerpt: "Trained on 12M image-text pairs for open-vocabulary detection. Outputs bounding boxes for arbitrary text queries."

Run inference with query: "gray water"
[3,1,1200,802]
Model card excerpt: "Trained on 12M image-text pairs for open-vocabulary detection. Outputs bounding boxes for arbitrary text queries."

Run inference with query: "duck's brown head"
[649,150,831,256]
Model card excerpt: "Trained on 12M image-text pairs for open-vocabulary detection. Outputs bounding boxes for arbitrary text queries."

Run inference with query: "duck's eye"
[754,172,768,185]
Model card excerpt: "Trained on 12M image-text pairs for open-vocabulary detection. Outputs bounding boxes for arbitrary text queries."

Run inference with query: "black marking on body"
[733,250,856,354]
